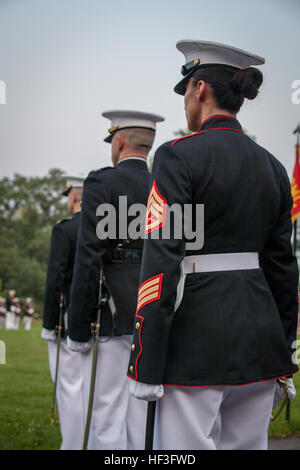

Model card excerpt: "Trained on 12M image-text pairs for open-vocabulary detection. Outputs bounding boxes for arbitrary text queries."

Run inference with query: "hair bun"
[231,67,263,100]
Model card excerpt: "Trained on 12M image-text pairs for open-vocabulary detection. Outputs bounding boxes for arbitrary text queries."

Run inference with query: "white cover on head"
[174,40,265,95]
[64,175,85,189]
[102,110,165,143]
[177,40,265,68]
[62,174,86,196]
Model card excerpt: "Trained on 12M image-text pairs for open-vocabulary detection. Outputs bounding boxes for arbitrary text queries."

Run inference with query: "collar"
[72,211,81,218]
[198,115,243,133]
[117,157,148,169]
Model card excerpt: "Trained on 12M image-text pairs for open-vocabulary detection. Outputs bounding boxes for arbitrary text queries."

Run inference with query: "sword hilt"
[55,324,62,337]
[270,378,289,422]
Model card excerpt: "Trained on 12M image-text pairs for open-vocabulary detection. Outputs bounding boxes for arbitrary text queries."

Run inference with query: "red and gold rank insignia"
[292,145,300,222]
[145,180,167,234]
[136,273,164,313]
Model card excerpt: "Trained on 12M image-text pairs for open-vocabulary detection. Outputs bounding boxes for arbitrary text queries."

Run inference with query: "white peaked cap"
[174,40,265,95]
[102,110,165,143]
[62,174,86,196]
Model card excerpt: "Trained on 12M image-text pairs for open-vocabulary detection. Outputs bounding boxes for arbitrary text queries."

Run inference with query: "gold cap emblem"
[108,124,119,134]
[193,58,200,66]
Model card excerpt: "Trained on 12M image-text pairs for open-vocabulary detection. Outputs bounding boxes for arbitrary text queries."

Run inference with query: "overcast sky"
[0,0,299,180]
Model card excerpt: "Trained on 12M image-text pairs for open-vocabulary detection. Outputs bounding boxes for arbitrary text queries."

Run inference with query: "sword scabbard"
[50,293,64,424]
[82,268,106,450]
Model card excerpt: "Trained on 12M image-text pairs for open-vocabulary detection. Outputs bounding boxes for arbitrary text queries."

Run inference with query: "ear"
[72,191,79,204]
[117,134,125,151]
[68,190,75,205]
[195,80,207,101]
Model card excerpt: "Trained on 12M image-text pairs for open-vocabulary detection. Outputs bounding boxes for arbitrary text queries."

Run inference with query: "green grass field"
[0,321,300,449]
[0,321,61,450]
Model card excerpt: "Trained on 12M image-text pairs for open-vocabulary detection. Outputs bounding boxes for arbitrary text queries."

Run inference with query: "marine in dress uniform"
[12,298,21,330]
[23,297,34,330]
[0,297,6,329]
[5,290,16,330]
[41,175,86,450]
[128,41,299,450]
[67,110,164,450]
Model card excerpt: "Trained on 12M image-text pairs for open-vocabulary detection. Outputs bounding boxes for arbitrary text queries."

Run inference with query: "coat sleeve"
[260,169,299,356]
[43,223,71,330]
[68,172,110,342]
[127,142,192,384]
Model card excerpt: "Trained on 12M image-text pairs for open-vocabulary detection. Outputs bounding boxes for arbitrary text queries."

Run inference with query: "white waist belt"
[183,252,259,274]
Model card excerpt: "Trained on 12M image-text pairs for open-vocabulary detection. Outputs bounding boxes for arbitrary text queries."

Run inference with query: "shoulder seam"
[171,127,244,146]
[171,133,201,147]
[88,166,114,176]
[55,218,70,225]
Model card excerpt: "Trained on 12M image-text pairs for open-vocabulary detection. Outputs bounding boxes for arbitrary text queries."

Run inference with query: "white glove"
[273,378,296,410]
[129,379,164,401]
[41,328,57,341]
[66,336,92,352]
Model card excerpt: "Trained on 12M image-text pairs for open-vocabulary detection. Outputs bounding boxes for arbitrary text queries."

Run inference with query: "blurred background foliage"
[0,168,68,315]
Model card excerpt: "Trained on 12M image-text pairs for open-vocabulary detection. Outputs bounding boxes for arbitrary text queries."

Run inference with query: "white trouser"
[23,316,32,330]
[0,316,5,328]
[154,381,276,450]
[80,335,147,450]
[48,340,85,450]
[6,312,15,329]
[14,316,20,330]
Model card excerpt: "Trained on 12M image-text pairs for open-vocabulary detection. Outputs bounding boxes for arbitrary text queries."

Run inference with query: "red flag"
[291,144,300,222]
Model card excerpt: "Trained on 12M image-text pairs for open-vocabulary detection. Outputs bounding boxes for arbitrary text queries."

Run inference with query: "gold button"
[135,322,140,330]
[130,365,134,373]
[131,344,136,352]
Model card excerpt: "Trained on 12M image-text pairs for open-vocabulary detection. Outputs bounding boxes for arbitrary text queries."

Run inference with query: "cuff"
[129,379,164,401]
[41,328,56,341]
[66,336,92,352]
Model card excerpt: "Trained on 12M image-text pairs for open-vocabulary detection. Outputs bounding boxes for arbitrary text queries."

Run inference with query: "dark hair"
[192,66,263,113]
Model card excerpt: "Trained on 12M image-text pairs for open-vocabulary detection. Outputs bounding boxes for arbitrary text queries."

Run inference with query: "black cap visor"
[174,63,240,95]
[174,71,195,95]
[62,187,72,197]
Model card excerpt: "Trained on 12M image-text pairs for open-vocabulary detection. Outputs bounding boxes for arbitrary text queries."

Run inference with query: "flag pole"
[286,124,300,423]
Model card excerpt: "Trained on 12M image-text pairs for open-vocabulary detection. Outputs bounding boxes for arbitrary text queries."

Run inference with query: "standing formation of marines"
[41,39,299,451]
[42,175,86,450]
[0,291,35,330]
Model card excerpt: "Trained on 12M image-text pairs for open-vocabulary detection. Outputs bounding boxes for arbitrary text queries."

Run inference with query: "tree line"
[0,168,68,315]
